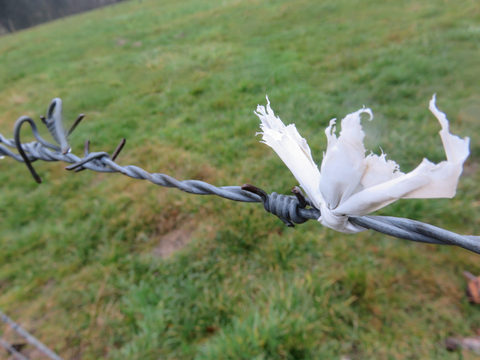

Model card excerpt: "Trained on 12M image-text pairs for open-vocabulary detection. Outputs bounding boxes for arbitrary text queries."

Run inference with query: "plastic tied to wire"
[1,98,480,255]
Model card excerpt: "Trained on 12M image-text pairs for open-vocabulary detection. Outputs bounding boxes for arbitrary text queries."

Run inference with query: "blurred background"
[1,0,480,359]
[0,0,128,34]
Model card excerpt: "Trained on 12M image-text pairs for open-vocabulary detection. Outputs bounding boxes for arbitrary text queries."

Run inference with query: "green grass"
[1,0,480,358]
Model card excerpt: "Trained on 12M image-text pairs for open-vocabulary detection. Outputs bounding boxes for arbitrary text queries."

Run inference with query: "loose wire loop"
[1,98,480,255]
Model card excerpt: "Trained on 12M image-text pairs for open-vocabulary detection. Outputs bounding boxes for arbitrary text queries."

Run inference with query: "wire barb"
[14,117,43,184]
[291,186,309,209]
[241,184,268,202]
[111,138,126,161]
[73,139,91,172]
[67,114,85,136]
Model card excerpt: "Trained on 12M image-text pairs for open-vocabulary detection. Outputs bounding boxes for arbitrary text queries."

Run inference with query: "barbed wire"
[1,98,480,255]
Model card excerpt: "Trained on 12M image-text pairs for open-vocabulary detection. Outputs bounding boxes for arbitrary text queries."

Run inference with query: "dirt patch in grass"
[152,222,197,258]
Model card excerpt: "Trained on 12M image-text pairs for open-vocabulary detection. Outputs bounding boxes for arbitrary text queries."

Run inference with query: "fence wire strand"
[1,98,479,255]
[0,310,63,360]
[0,337,30,360]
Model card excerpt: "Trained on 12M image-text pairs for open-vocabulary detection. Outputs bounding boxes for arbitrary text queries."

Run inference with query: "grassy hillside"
[1,0,480,358]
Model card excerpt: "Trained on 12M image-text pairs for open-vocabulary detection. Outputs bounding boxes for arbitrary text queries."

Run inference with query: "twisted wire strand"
[1,99,480,255]
[353,216,480,254]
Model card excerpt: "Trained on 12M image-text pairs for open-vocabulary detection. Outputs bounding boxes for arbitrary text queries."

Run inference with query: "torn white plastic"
[255,96,323,209]
[255,95,470,233]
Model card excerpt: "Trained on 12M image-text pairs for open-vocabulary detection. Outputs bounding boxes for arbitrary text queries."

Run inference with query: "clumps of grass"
[1,0,480,358]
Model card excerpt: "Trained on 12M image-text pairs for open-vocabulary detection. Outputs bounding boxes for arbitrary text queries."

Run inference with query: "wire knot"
[241,184,320,227]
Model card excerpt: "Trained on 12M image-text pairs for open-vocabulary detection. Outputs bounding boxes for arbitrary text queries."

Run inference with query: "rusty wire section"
[1,98,480,255]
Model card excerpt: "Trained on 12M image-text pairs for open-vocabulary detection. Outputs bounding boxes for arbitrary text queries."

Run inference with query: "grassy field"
[1,0,480,358]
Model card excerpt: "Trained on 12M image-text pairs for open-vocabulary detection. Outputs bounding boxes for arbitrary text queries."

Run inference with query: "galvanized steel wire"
[1,98,480,255]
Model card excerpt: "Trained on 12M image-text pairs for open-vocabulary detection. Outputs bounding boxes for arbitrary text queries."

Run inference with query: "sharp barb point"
[111,138,126,162]
[67,114,85,136]
[292,186,308,208]
[84,139,90,156]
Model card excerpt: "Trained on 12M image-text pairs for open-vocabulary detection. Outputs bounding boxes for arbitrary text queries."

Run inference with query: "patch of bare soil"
[152,223,196,258]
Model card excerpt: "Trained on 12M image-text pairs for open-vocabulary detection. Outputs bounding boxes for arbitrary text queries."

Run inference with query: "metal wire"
[0,311,63,360]
[1,98,480,255]
[0,337,30,360]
